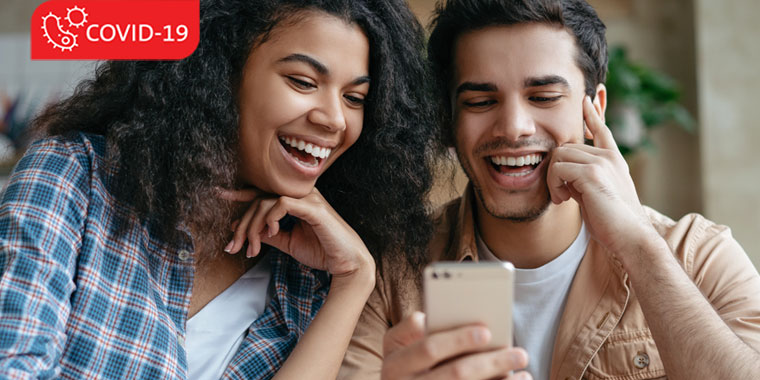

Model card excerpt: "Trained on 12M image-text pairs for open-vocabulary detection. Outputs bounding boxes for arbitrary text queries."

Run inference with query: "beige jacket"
[339,186,760,380]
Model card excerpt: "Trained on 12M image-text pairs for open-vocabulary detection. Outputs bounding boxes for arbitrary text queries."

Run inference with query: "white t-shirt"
[186,255,272,380]
[477,223,588,380]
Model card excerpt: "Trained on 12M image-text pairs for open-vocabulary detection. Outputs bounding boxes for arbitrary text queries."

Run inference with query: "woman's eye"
[344,94,366,107]
[287,76,316,90]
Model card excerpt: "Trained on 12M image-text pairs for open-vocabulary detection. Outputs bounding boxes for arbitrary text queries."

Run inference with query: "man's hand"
[547,96,658,260]
[382,312,532,380]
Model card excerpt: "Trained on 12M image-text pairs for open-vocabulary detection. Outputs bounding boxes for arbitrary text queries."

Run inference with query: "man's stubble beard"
[473,185,551,222]
[456,147,551,223]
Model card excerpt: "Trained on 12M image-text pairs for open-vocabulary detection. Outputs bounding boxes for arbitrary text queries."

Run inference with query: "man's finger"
[417,347,529,380]
[385,323,493,377]
[383,312,426,356]
[547,162,590,205]
[583,96,616,150]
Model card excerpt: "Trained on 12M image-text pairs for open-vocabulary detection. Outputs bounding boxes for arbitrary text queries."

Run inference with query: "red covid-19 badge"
[31,0,199,60]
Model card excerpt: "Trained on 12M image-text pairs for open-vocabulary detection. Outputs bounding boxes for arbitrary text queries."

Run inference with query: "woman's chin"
[269,181,316,199]
[239,176,316,199]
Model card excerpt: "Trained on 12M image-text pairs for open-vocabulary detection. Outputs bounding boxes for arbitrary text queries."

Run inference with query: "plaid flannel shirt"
[0,133,330,379]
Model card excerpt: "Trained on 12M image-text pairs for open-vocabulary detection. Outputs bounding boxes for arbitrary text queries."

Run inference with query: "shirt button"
[633,352,650,369]
[177,334,185,348]
[178,249,191,262]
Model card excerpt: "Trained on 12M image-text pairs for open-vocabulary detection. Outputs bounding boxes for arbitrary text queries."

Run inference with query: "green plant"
[605,45,695,156]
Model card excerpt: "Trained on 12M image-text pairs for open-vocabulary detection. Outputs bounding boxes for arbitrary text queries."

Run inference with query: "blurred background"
[1,0,758,268]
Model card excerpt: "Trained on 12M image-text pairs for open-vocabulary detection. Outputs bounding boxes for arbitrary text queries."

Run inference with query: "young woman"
[0,0,437,378]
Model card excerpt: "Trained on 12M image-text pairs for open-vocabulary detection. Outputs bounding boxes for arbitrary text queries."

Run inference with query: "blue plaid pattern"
[0,133,330,379]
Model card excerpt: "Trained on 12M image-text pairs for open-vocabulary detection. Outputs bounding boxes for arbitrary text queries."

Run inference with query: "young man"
[338,1,760,379]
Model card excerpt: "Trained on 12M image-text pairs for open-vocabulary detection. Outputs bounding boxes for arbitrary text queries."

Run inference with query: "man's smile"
[489,153,545,177]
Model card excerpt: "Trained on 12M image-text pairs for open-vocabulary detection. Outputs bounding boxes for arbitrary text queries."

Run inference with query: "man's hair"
[428,0,607,143]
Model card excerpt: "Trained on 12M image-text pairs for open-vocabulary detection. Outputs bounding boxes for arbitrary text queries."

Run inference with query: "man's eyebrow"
[278,53,328,75]
[524,75,570,89]
[455,82,498,96]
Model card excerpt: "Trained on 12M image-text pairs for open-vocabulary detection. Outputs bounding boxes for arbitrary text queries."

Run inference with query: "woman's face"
[237,12,370,197]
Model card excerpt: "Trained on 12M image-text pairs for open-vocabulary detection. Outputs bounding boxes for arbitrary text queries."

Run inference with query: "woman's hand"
[219,187,376,380]
[218,187,374,279]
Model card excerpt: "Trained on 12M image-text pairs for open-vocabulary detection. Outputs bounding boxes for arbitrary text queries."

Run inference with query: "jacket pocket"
[583,329,667,380]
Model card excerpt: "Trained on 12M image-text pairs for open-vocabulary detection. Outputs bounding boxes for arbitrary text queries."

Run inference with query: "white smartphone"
[424,261,514,348]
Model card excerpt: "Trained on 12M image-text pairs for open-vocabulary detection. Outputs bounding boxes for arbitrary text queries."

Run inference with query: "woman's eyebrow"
[278,53,369,85]
[278,53,329,75]
[352,76,371,86]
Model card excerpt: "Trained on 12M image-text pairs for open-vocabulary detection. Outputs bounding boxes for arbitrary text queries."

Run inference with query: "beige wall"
[696,0,760,267]
[599,0,702,222]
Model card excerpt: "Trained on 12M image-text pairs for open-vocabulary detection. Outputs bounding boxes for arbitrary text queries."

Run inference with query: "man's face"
[451,23,591,221]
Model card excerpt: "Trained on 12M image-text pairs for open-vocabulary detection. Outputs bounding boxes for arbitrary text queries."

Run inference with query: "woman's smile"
[278,135,334,174]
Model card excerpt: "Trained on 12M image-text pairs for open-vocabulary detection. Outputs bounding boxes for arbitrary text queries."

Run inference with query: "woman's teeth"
[280,136,332,160]
[490,153,543,167]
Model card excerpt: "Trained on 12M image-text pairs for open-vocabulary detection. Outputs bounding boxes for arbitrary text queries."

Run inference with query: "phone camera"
[443,272,451,279]
[432,272,438,279]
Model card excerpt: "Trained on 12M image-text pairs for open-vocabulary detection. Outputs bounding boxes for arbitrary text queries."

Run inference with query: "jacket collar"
[444,184,478,262]
[441,183,632,380]
[549,240,631,380]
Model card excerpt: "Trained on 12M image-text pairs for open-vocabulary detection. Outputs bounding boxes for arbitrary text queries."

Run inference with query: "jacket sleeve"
[0,137,91,379]
[684,214,760,351]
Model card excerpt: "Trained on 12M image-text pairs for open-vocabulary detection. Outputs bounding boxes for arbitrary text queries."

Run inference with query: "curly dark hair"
[428,0,607,145]
[32,0,441,274]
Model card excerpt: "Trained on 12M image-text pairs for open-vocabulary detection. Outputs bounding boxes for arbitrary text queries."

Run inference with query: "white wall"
[0,35,96,115]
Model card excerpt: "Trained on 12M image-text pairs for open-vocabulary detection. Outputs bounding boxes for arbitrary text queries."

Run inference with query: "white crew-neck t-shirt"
[477,223,589,380]
[186,255,272,380]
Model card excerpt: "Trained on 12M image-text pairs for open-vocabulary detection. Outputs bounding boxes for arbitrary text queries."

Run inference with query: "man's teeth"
[281,136,332,159]
[490,154,543,167]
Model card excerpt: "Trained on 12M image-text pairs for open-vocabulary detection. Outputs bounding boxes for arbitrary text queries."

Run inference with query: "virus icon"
[41,12,78,52]
[66,6,88,28]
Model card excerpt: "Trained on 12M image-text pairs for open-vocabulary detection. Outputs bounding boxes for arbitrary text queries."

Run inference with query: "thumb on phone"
[383,312,426,357]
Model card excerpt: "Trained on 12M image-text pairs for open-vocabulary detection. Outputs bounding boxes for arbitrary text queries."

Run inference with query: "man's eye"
[530,96,562,102]
[287,76,316,89]
[463,100,496,108]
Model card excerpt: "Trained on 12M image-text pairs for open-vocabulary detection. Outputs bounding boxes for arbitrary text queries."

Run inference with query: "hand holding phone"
[381,312,530,380]
[424,262,515,349]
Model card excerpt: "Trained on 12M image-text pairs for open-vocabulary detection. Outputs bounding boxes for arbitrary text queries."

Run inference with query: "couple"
[1,0,759,379]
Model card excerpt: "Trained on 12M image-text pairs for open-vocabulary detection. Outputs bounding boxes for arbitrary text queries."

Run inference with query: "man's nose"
[493,98,535,140]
